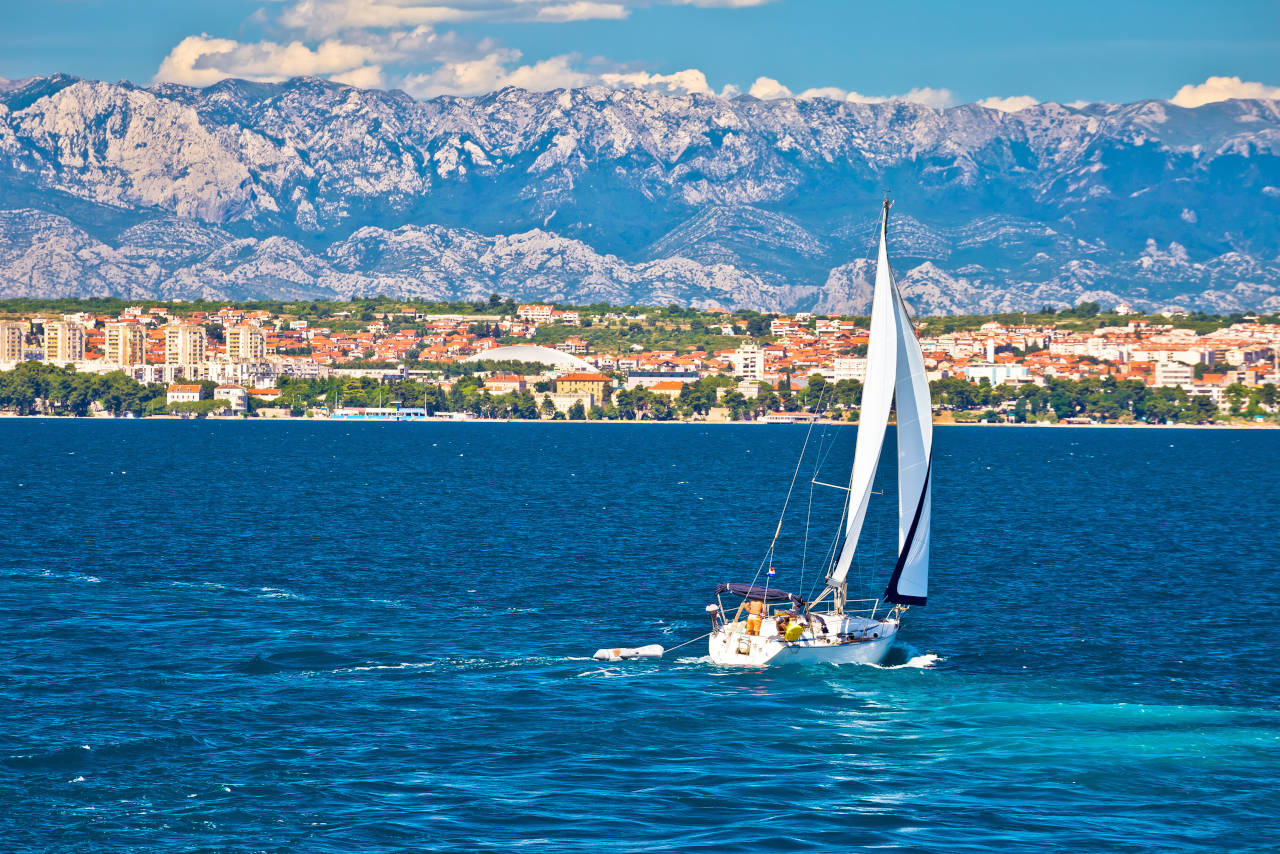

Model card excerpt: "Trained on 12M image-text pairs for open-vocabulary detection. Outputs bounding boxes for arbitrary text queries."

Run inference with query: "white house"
[214,384,249,413]
[964,363,1030,385]
[166,384,203,405]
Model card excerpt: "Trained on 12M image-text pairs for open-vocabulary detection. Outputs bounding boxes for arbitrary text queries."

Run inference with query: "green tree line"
[931,376,1277,423]
[3,361,1275,423]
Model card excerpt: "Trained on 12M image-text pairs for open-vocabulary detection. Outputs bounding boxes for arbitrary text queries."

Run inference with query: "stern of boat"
[708,615,900,667]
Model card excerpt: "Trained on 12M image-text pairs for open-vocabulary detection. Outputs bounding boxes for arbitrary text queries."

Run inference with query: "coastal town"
[1,297,1278,424]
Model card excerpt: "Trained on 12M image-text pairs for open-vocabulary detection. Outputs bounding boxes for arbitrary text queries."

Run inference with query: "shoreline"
[2,413,1276,429]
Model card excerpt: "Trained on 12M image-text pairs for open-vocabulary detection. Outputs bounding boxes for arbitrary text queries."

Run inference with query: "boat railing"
[711,595,884,630]
[833,598,883,619]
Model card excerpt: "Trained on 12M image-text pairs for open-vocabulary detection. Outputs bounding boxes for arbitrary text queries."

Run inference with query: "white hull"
[708,616,899,667]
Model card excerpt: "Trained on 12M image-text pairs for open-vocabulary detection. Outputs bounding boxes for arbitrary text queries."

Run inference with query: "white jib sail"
[829,206,897,588]
[886,283,932,605]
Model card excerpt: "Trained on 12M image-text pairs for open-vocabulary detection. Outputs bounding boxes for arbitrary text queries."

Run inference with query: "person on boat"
[784,618,806,642]
[775,613,791,638]
[745,598,764,636]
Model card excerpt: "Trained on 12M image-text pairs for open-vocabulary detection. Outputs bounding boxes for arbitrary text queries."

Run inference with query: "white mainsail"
[828,203,897,589]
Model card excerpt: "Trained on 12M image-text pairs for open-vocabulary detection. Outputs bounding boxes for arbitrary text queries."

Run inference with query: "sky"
[2,0,1278,108]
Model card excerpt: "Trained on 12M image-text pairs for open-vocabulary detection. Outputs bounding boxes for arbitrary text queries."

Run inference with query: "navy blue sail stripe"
[884,456,931,606]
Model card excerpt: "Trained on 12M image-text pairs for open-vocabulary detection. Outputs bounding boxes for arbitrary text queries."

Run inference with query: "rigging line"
[749,405,821,589]
[809,383,837,471]
[800,475,815,594]
[806,432,857,606]
[816,524,843,598]
[806,498,848,606]
[812,419,843,479]
[798,379,836,593]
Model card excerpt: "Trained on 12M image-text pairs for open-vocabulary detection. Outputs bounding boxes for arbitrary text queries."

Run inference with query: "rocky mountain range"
[1,74,1278,314]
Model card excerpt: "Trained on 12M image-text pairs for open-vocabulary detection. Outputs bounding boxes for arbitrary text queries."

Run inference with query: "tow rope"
[592,632,710,662]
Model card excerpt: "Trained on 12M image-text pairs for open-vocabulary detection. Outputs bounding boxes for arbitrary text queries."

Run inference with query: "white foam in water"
[575,667,640,679]
[258,587,304,600]
[869,644,942,670]
[32,569,101,584]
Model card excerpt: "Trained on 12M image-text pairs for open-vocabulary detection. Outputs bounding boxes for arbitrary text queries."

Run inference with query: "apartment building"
[0,321,25,363]
[730,343,765,381]
[833,357,867,382]
[105,322,146,366]
[165,323,208,365]
[226,323,266,361]
[1153,361,1194,388]
[554,372,613,402]
[43,320,86,364]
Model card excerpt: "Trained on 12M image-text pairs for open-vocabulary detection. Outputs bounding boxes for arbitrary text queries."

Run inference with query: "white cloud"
[403,52,594,97]
[747,76,791,99]
[535,2,628,21]
[402,54,508,96]
[599,68,714,95]
[977,95,1039,113]
[152,0,966,103]
[155,36,241,87]
[1170,76,1280,108]
[154,28,969,109]
[868,86,953,109]
[330,65,387,88]
[155,34,384,87]
[498,55,596,90]
[279,0,642,35]
[795,84,954,109]
[794,86,845,100]
[279,1,475,39]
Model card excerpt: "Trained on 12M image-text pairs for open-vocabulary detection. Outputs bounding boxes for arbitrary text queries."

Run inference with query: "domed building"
[461,344,596,373]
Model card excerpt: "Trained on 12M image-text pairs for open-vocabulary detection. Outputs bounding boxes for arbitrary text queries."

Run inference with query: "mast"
[825,200,897,609]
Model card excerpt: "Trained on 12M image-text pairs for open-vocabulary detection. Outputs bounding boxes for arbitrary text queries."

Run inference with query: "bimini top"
[460,344,596,372]
[716,583,806,607]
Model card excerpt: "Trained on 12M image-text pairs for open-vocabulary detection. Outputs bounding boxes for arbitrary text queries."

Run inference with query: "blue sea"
[2,421,1278,852]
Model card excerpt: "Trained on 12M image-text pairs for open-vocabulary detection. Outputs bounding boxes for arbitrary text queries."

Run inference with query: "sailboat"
[707,200,932,666]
